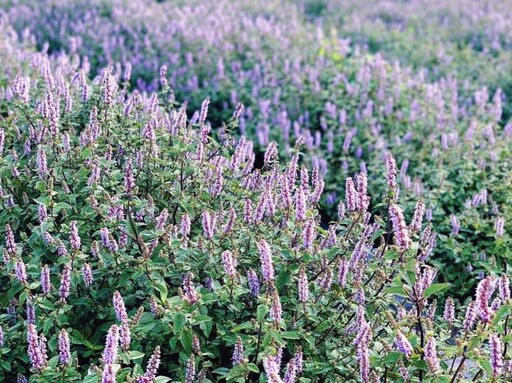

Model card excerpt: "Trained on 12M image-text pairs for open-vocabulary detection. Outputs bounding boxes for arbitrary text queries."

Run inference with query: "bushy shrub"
[5,0,512,299]
[0,18,512,383]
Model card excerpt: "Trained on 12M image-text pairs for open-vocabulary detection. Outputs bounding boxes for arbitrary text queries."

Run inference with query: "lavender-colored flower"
[5,224,16,254]
[102,68,116,107]
[222,250,237,278]
[356,172,369,211]
[113,291,128,323]
[38,205,47,223]
[263,356,283,383]
[338,258,349,286]
[70,221,81,251]
[185,355,196,383]
[247,268,260,296]
[102,364,116,383]
[180,214,191,239]
[120,323,131,351]
[345,177,357,211]
[298,269,309,303]
[302,219,315,251]
[355,323,370,382]
[495,217,505,237]
[232,337,244,366]
[443,297,455,324]
[27,324,46,371]
[15,261,27,283]
[102,325,119,365]
[319,263,333,291]
[202,210,216,239]
[385,153,398,193]
[199,99,210,125]
[26,297,36,324]
[410,200,425,232]
[59,264,72,302]
[57,241,69,257]
[58,329,71,365]
[37,147,47,178]
[283,359,297,383]
[82,263,93,287]
[270,291,282,324]
[264,142,278,167]
[490,333,503,377]
[258,240,275,283]
[39,333,48,365]
[244,199,253,223]
[499,275,510,301]
[142,346,161,381]
[88,163,100,186]
[192,335,201,354]
[124,160,135,194]
[233,102,244,120]
[476,276,495,324]
[491,297,502,311]
[149,297,160,317]
[424,337,440,374]
[295,187,307,221]
[397,360,409,381]
[337,201,346,220]
[389,204,411,251]
[182,272,199,304]
[462,300,477,332]
[224,206,236,235]
[154,209,169,231]
[395,331,413,358]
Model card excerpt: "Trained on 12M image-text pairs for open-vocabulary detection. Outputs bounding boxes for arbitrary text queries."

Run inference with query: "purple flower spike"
[58,329,71,365]
[257,240,274,283]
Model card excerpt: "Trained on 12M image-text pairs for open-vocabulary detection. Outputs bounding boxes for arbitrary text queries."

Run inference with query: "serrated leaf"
[174,313,187,333]
[180,329,193,351]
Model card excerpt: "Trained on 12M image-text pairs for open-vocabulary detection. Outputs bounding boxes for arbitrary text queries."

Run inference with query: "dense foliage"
[0,1,511,383]
[2,0,511,298]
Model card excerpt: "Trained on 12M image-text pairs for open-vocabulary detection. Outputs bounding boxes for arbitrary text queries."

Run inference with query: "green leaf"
[275,270,291,290]
[257,304,269,322]
[174,313,187,333]
[231,321,253,333]
[281,331,300,339]
[383,351,401,366]
[154,377,172,383]
[492,305,511,326]
[180,329,193,352]
[127,351,145,363]
[383,286,408,297]
[247,363,259,373]
[423,283,451,298]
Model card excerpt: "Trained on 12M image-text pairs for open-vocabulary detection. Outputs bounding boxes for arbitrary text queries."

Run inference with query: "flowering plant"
[0,20,510,383]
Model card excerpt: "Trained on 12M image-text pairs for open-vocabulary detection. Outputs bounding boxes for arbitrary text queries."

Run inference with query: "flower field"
[0,1,511,382]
